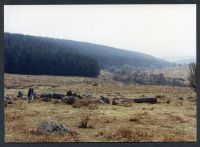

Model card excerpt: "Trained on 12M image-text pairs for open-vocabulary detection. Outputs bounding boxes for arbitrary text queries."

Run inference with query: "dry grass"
[78,113,90,128]
[4,73,196,142]
[96,127,154,142]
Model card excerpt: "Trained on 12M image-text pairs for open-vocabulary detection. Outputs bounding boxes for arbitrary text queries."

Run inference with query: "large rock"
[37,120,69,135]
[17,91,24,98]
[22,96,28,99]
[4,96,11,101]
[4,96,13,104]
[53,93,65,99]
[28,88,34,100]
[111,98,129,105]
[66,90,82,98]
[62,96,76,105]
[100,96,110,104]
[134,97,157,104]
[99,99,105,104]
[42,97,51,102]
[112,100,120,105]
[133,99,144,103]
[66,90,72,96]
[77,94,83,99]
[111,97,157,105]
[40,93,53,98]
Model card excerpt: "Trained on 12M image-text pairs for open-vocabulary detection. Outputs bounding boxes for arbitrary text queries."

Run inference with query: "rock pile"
[36,120,69,135]
[14,88,158,106]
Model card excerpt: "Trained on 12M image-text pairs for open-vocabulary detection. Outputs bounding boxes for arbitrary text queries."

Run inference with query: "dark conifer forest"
[4,33,100,77]
[4,33,172,77]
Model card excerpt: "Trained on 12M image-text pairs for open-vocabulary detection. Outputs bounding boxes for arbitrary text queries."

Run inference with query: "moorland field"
[4,67,196,142]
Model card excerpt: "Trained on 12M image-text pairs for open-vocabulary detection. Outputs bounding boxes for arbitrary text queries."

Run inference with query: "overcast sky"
[4,5,196,59]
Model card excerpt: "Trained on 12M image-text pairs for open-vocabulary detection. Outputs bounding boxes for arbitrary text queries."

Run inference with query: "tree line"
[4,33,100,77]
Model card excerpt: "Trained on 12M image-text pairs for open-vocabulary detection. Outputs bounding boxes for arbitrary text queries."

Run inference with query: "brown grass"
[4,73,196,142]
[78,113,91,128]
[96,127,154,142]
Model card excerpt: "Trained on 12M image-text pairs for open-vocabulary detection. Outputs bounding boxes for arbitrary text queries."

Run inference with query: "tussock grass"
[4,73,196,142]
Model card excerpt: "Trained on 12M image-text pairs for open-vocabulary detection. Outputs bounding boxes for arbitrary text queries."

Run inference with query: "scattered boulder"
[77,94,83,99]
[69,93,77,98]
[34,93,40,99]
[17,91,24,98]
[99,99,105,104]
[4,96,11,101]
[62,96,76,105]
[111,97,157,105]
[22,96,28,99]
[40,93,53,98]
[100,96,110,104]
[112,100,120,105]
[53,93,65,99]
[66,90,72,96]
[111,98,129,105]
[28,88,34,100]
[4,96,14,104]
[133,99,144,103]
[134,96,157,104]
[66,90,82,98]
[42,97,51,102]
[36,120,69,135]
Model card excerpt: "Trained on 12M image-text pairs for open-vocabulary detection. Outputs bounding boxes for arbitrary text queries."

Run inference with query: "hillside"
[4,33,173,72]
[4,33,100,77]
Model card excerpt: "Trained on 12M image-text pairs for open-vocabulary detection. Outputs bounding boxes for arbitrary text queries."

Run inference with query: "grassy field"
[4,72,196,142]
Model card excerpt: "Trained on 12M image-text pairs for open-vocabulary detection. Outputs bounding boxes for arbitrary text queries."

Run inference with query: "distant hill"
[68,41,173,69]
[174,58,196,65]
[4,33,173,75]
[164,56,196,65]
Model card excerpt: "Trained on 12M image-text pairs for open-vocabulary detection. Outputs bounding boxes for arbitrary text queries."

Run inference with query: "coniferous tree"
[4,33,100,77]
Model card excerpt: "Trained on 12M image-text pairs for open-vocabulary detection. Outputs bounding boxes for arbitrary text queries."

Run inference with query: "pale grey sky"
[4,4,196,59]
